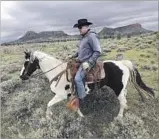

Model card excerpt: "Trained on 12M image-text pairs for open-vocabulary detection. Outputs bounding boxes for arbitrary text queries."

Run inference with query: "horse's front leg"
[46,94,66,119]
[77,108,84,117]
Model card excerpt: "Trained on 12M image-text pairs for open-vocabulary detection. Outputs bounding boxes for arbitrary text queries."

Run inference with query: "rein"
[31,62,64,78]
[29,59,71,86]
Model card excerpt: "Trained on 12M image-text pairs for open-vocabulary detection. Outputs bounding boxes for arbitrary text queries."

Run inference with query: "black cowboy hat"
[73,18,93,28]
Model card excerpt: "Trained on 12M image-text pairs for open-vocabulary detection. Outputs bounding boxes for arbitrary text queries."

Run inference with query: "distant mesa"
[1,23,153,46]
[98,23,152,37]
[18,30,68,41]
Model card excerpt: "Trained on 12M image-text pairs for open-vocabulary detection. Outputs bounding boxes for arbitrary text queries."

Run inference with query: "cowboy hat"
[73,18,93,28]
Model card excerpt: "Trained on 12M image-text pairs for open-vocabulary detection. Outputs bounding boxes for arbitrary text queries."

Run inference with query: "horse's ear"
[24,50,27,54]
[24,49,31,59]
[25,48,32,52]
[24,51,28,56]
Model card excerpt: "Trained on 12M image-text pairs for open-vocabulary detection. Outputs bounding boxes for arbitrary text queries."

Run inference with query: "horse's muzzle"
[20,75,29,80]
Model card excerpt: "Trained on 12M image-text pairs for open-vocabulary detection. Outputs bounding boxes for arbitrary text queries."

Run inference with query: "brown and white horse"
[20,50,155,119]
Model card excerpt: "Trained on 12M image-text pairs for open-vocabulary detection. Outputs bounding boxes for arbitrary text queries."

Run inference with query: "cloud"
[1,1,158,43]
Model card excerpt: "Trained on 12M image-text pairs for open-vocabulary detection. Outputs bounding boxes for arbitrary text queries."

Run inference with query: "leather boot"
[66,95,79,112]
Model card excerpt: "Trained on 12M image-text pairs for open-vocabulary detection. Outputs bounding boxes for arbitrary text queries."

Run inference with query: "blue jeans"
[74,64,93,99]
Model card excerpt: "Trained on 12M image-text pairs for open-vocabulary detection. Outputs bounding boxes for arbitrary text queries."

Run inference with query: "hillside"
[18,30,68,41]
[1,23,152,45]
[98,23,152,37]
[2,30,80,45]
[1,32,159,138]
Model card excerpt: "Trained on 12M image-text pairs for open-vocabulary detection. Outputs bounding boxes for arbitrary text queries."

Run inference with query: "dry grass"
[1,32,159,138]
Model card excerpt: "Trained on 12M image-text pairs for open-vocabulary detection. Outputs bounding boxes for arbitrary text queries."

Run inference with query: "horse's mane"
[34,50,61,62]
[34,50,67,72]
[34,50,54,59]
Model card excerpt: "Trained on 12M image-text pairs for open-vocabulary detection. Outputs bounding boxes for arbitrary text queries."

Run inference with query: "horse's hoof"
[46,109,53,120]
[77,109,84,117]
[125,105,129,110]
[46,113,53,120]
[46,114,51,120]
[114,114,123,121]
[80,114,84,117]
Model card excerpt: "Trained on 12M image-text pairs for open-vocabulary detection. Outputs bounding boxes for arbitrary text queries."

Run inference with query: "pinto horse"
[20,50,155,119]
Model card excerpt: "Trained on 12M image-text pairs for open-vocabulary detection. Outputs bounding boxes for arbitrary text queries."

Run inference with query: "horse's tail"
[121,60,155,98]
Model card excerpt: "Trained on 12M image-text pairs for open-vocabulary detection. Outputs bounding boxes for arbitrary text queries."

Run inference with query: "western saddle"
[66,59,105,84]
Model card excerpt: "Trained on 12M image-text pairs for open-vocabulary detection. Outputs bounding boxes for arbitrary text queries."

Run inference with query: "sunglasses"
[78,26,82,29]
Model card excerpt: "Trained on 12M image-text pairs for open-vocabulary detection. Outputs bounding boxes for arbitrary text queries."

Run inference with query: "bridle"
[22,50,73,89]
[31,62,65,78]
[24,56,71,86]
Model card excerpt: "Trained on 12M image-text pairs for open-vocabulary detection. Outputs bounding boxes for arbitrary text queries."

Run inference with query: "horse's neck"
[35,51,67,82]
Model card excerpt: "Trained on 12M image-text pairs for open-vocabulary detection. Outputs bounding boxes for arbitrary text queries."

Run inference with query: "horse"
[20,50,155,119]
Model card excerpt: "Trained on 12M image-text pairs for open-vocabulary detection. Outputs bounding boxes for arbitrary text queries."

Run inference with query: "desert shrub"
[2,47,12,54]
[141,65,151,71]
[0,77,22,94]
[156,32,159,39]
[1,73,13,82]
[139,44,150,49]
[151,60,155,64]
[117,34,121,40]
[152,66,158,71]
[103,113,151,139]
[127,34,131,38]
[140,54,145,57]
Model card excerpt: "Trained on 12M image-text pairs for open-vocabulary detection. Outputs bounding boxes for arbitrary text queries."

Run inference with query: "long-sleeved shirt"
[73,29,102,65]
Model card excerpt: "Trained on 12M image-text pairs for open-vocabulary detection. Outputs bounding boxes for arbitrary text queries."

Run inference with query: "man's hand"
[82,62,90,70]
[68,55,76,60]
[68,55,73,59]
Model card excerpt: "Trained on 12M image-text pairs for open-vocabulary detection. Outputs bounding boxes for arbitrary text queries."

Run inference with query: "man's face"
[78,25,89,35]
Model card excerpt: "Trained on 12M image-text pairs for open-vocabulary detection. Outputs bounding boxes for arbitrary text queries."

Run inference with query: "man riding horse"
[67,18,102,109]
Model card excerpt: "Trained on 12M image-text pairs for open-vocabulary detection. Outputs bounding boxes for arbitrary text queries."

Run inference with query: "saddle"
[67,60,105,84]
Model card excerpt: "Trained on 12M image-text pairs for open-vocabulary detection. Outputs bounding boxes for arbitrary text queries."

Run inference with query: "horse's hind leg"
[117,89,128,118]
[116,66,129,119]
